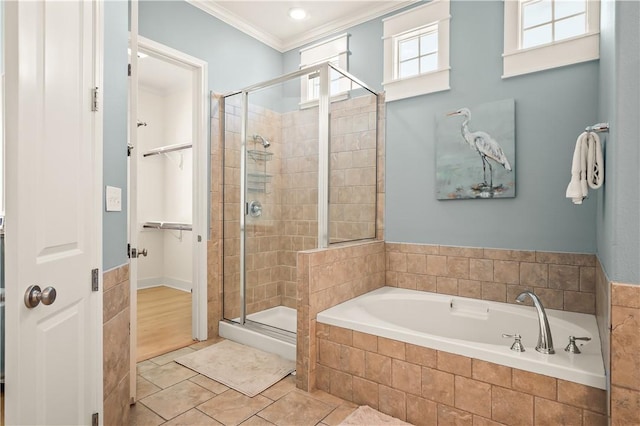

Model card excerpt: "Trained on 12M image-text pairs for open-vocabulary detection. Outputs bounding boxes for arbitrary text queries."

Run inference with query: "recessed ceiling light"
[288,7,307,20]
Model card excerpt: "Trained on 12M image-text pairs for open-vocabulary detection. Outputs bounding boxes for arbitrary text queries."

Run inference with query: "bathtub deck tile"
[491,387,534,426]
[365,352,392,387]
[352,376,379,409]
[391,359,422,396]
[582,409,608,426]
[378,337,406,360]
[557,380,607,415]
[353,331,377,352]
[534,397,583,426]
[472,415,505,426]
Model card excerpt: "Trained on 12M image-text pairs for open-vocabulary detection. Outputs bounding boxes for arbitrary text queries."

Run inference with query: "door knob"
[24,285,57,308]
[131,247,148,258]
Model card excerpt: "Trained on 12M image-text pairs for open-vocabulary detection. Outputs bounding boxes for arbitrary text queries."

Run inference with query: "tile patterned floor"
[131,341,358,426]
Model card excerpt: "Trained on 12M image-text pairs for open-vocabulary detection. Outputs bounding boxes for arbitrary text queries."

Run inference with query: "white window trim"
[503,0,600,79]
[300,33,350,108]
[383,0,451,103]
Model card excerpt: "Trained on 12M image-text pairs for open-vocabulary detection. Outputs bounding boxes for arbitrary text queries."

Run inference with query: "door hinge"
[92,412,99,426]
[91,87,99,112]
[91,268,99,292]
[127,243,131,258]
[128,63,131,77]
[197,235,202,242]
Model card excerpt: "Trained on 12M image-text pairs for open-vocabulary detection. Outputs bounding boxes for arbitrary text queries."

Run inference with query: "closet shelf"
[143,221,192,231]
[143,143,192,157]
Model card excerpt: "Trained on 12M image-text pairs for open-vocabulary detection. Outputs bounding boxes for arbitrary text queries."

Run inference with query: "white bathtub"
[317,287,605,389]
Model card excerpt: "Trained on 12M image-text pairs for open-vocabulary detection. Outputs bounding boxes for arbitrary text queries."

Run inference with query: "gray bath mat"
[175,340,295,397]
[339,406,411,425]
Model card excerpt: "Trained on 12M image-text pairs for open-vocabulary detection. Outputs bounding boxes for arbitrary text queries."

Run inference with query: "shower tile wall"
[222,95,380,319]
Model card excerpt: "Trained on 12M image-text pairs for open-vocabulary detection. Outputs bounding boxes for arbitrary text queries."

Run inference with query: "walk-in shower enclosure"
[221,63,379,343]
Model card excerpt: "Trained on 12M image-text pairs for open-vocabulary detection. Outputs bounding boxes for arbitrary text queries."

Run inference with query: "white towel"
[566,132,604,204]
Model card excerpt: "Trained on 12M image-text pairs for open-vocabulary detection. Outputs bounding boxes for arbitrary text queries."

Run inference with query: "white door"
[4,1,103,424]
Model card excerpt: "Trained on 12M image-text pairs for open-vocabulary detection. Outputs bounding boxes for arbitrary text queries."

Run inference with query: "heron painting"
[436,99,515,200]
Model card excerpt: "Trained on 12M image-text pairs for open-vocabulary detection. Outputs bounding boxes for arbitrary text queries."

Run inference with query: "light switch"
[105,186,122,212]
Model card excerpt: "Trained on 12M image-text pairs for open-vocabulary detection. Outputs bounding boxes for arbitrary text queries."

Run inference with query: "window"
[503,0,599,78]
[383,0,450,102]
[300,34,350,106]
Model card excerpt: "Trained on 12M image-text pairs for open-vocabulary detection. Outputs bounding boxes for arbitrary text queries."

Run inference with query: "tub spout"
[515,291,555,354]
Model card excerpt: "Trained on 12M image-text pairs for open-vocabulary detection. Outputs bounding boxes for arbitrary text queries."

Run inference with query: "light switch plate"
[105,186,122,212]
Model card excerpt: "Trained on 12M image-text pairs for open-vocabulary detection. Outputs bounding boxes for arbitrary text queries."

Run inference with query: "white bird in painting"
[446,107,512,188]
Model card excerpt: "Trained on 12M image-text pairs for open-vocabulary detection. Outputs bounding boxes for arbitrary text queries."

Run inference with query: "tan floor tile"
[321,405,358,426]
[130,402,165,426]
[162,408,223,426]
[141,362,199,389]
[137,375,161,400]
[258,390,334,426]
[239,415,276,425]
[150,347,196,366]
[141,380,215,420]
[189,375,230,394]
[306,389,346,408]
[260,375,296,400]
[137,360,160,375]
[198,390,272,426]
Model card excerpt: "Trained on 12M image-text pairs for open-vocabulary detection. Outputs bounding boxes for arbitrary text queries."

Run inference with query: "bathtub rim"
[316,286,606,390]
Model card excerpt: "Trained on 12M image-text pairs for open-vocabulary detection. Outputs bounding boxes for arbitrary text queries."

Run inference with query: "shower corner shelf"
[143,142,192,157]
[247,149,273,162]
[143,221,192,231]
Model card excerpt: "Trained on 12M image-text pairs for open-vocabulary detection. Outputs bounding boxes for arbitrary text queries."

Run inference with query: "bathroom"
[1,0,638,425]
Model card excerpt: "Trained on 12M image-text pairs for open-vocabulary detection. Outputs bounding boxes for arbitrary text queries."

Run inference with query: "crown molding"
[186,0,419,53]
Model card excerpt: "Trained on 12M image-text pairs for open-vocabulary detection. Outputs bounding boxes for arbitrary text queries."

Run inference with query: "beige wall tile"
[406,253,427,274]
[378,385,406,421]
[455,376,492,418]
[416,274,437,292]
[103,280,129,324]
[406,394,437,426]
[534,397,582,426]
[318,339,341,370]
[472,415,503,426]
[548,264,580,291]
[352,376,379,409]
[391,359,422,396]
[378,337,406,360]
[520,262,548,287]
[437,404,473,426]
[611,385,640,426]
[579,267,596,292]
[564,291,595,314]
[365,352,392,386]
[329,368,353,402]
[491,387,533,426]
[437,351,471,377]
[447,256,470,279]
[533,288,564,310]
[512,370,556,400]
[421,367,454,405]
[582,410,608,426]
[611,305,640,391]
[482,281,506,302]
[329,326,353,346]
[470,259,494,282]
[439,246,484,258]
[484,249,535,262]
[103,308,130,399]
[353,331,378,352]
[406,344,437,368]
[104,375,130,426]
[493,261,520,285]
[427,255,448,276]
[342,345,366,377]
[557,380,606,414]
[437,277,459,296]
[611,282,640,309]
[472,359,511,388]
[535,252,595,267]
[388,251,407,272]
[459,279,482,299]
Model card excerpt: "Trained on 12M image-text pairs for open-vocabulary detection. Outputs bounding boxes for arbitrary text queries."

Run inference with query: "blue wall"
[103,1,130,270]
[597,0,640,284]
[285,1,599,253]
[138,1,282,94]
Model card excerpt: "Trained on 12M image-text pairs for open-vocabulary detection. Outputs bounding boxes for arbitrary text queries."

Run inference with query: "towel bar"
[585,122,609,133]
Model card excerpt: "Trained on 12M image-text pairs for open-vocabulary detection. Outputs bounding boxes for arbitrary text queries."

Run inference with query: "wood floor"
[137,286,193,362]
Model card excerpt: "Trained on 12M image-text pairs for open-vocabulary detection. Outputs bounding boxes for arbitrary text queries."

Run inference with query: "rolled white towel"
[566,131,605,204]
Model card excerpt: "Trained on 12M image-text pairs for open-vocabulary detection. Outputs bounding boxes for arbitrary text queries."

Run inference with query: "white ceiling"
[186,0,418,52]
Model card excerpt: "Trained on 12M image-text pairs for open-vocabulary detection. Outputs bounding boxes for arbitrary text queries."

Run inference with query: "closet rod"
[143,221,192,231]
[143,142,192,157]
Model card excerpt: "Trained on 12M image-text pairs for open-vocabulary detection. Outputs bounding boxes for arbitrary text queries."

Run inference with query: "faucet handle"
[502,333,525,352]
[564,336,591,354]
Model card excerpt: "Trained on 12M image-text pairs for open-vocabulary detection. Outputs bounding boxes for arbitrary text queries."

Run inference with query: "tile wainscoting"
[103,263,131,426]
[316,322,607,425]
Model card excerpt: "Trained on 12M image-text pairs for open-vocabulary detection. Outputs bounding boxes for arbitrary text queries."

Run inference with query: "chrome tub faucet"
[515,291,555,354]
